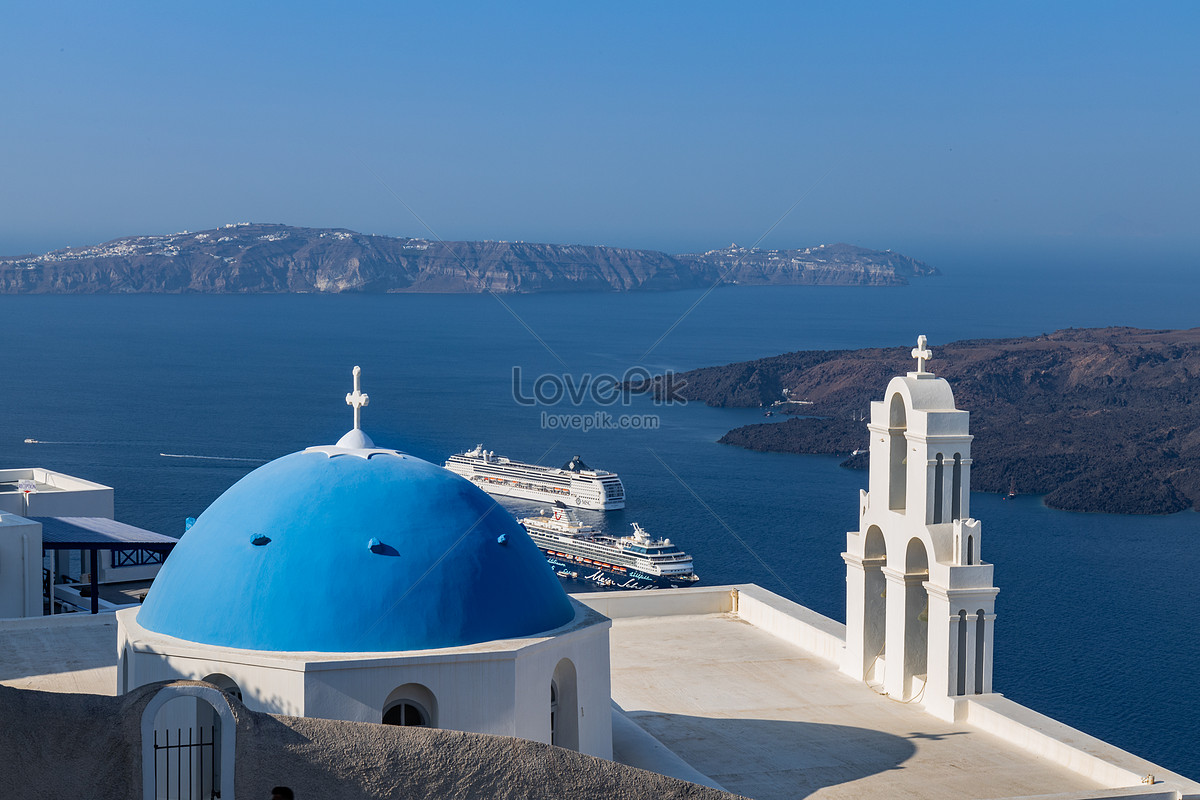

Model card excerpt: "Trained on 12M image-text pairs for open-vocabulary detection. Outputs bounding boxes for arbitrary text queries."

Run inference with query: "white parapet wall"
[575,584,845,665]
[966,695,1200,797]
[0,468,114,518]
[733,584,846,666]
[575,585,735,619]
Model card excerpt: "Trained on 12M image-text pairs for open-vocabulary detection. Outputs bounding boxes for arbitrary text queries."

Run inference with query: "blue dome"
[137,448,575,652]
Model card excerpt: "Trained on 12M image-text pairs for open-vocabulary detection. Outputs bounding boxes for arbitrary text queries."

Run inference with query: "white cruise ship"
[519,507,697,588]
[445,446,625,510]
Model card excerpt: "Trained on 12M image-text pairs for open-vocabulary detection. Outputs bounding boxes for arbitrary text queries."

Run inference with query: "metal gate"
[153,726,219,799]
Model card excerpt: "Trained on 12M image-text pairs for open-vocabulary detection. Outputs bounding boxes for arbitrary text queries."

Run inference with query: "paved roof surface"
[0,615,117,694]
[608,612,1106,800]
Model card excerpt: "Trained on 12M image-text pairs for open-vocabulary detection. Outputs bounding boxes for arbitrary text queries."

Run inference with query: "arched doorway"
[904,538,930,699]
[141,685,235,800]
[551,658,579,750]
[889,394,908,511]
[383,683,437,728]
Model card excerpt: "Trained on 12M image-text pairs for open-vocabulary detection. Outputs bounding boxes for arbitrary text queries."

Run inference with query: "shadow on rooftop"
[626,711,918,800]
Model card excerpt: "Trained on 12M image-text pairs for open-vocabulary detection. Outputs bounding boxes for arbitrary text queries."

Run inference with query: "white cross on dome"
[346,365,369,430]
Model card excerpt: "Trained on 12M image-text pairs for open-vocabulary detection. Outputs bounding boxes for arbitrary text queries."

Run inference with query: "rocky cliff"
[0,224,935,294]
[638,328,1200,514]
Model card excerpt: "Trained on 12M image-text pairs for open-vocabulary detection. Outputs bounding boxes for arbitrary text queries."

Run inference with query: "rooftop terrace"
[2,585,1196,800]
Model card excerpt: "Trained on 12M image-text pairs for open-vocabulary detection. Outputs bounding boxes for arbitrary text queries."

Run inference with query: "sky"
[2,1,1198,265]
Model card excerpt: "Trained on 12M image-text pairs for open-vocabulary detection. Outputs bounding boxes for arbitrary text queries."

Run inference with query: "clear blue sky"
[3,1,1197,264]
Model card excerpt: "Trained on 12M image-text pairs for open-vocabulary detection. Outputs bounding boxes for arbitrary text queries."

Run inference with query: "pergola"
[34,517,177,614]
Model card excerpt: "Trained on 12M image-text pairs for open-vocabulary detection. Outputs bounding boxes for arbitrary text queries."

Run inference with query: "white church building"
[115,367,613,756]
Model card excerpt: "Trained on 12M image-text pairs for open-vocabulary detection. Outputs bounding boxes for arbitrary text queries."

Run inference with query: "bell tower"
[842,336,998,721]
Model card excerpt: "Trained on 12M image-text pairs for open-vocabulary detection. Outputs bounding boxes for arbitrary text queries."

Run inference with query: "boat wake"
[159,453,265,464]
[24,439,129,445]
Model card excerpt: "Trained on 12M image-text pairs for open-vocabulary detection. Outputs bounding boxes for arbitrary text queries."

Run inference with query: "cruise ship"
[444,446,625,510]
[519,506,698,588]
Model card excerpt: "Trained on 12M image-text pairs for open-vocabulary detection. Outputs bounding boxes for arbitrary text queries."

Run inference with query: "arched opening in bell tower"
[956,610,967,696]
[933,454,944,524]
[951,453,963,520]
[975,609,986,693]
[889,394,908,512]
[863,526,887,679]
[904,538,929,698]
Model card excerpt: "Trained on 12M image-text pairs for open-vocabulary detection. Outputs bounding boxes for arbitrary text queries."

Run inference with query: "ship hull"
[540,548,697,588]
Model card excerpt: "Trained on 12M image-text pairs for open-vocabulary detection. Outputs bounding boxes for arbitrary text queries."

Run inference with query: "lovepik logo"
[511,366,687,407]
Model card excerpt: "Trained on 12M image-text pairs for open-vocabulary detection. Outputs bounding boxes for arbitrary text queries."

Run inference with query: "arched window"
[956,610,967,696]
[975,609,986,694]
[383,683,437,728]
[933,454,944,524]
[951,453,963,521]
[889,394,908,512]
[383,702,428,727]
[202,673,242,702]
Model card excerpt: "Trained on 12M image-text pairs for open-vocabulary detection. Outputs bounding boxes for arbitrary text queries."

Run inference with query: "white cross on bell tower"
[910,334,933,377]
[346,365,369,431]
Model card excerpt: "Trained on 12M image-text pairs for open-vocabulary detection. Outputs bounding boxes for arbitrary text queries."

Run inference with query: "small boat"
[1002,478,1016,500]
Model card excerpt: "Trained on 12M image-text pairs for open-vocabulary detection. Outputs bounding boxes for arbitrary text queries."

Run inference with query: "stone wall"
[0,681,741,800]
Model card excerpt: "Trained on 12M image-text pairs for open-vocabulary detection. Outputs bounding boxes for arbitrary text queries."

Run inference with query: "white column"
[924,585,953,700]
[842,552,868,680]
[882,567,909,698]
[980,612,997,693]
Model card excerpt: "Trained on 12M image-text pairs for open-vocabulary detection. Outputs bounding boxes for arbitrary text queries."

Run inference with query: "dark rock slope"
[639,327,1200,514]
[0,224,935,293]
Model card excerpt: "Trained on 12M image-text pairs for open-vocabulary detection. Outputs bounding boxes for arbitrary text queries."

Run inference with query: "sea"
[1,257,1197,778]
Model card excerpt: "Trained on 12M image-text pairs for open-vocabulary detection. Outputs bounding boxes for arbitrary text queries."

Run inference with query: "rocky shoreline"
[639,327,1200,514]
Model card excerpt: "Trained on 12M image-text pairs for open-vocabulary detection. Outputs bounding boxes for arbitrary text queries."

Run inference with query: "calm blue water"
[0,263,1197,777]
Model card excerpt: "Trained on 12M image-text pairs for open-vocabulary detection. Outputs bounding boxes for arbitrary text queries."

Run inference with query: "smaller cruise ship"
[445,446,625,510]
[519,507,698,588]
